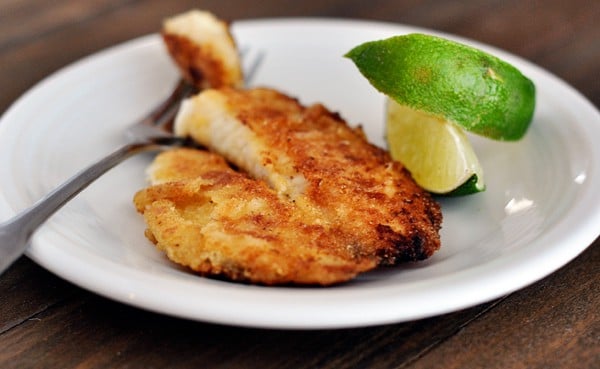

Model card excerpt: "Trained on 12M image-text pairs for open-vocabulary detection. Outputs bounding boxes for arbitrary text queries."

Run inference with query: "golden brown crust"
[134,149,375,285]
[161,9,243,89]
[147,146,231,184]
[179,88,443,265]
[135,88,442,285]
[140,11,441,285]
[162,33,241,89]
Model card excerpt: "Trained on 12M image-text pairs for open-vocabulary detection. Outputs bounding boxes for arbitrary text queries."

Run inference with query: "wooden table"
[1,1,598,368]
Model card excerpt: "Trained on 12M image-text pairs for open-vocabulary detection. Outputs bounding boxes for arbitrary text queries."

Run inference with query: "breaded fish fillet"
[135,10,441,284]
[175,88,442,264]
[134,148,375,285]
[135,88,442,284]
[162,10,243,89]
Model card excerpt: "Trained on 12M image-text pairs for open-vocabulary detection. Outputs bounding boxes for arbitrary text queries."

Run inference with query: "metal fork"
[0,49,264,274]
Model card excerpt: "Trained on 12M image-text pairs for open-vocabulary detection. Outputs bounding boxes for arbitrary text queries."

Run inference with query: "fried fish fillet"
[162,10,243,89]
[173,88,442,267]
[133,87,442,284]
[134,148,375,285]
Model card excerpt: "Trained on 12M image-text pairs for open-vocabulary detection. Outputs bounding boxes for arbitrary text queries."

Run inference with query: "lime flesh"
[386,99,485,195]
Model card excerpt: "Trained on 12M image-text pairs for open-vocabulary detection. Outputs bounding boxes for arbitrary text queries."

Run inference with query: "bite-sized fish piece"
[134,148,375,285]
[162,9,243,89]
[174,87,443,266]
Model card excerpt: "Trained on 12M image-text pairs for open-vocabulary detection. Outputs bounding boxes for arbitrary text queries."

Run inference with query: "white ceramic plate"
[1,19,599,329]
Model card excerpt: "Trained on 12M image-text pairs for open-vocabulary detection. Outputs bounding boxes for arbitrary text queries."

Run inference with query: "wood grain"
[0,1,598,368]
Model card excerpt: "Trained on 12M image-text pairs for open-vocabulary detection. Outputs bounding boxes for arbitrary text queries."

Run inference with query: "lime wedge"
[346,33,536,195]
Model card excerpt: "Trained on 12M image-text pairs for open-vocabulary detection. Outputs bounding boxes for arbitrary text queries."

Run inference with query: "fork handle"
[0,142,154,274]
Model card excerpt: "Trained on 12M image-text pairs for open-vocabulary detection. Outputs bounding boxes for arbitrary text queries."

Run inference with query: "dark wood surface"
[1,1,598,368]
